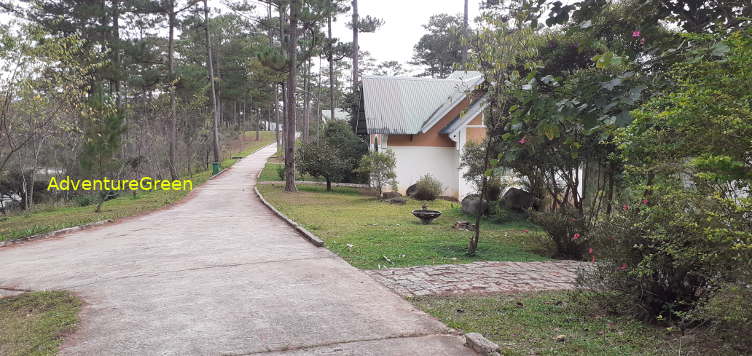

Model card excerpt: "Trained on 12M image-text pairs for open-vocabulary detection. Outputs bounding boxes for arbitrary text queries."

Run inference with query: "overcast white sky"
[328,0,484,65]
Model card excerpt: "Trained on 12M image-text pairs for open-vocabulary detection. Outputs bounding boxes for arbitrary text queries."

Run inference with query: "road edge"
[0,219,113,248]
[253,186,325,247]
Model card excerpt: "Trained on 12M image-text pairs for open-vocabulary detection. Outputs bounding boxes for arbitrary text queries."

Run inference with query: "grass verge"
[0,291,81,356]
[257,184,548,269]
[412,291,720,356]
[0,131,276,242]
[258,151,323,183]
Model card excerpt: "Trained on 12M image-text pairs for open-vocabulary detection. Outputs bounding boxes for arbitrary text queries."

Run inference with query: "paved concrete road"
[0,144,473,356]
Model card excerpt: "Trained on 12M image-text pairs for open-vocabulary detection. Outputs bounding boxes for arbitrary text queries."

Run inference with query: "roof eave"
[418,77,485,134]
[439,95,490,135]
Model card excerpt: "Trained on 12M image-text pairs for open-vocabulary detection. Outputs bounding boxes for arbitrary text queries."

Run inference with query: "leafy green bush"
[579,189,752,324]
[297,122,368,190]
[690,281,752,350]
[413,174,444,201]
[74,195,95,207]
[356,150,398,198]
[488,203,527,224]
[530,209,589,260]
[276,164,285,180]
[485,177,503,201]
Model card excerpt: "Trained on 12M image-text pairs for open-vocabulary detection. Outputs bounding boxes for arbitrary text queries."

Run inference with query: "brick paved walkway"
[367,261,587,297]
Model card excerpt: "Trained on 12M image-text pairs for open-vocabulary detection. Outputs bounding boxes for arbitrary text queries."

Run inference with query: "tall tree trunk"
[267,2,280,149]
[281,83,287,157]
[275,84,280,148]
[327,13,336,128]
[303,57,311,143]
[469,112,495,256]
[204,0,221,167]
[279,3,287,157]
[256,108,261,141]
[112,0,121,107]
[351,0,359,90]
[316,55,323,139]
[284,0,299,192]
[167,0,178,180]
[462,0,469,67]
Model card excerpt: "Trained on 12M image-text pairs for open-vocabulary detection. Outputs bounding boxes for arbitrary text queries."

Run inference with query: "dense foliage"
[469,0,751,343]
[411,14,466,78]
[356,150,397,198]
[297,121,367,191]
[413,174,444,201]
[584,26,752,334]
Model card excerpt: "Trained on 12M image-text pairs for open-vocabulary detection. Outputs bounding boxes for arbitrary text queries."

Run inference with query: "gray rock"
[452,221,476,231]
[386,197,407,205]
[461,194,488,216]
[465,333,500,355]
[500,187,536,211]
[406,184,417,197]
[382,191,402,199]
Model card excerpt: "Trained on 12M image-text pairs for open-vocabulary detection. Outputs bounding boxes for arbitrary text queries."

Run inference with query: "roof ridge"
[362,75,467,83]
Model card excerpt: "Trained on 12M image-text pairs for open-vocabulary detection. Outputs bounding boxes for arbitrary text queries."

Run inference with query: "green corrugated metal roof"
[363,71,483,135]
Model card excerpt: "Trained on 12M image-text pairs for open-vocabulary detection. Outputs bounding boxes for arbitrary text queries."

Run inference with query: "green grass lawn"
[258,161,284,182]
[258,153,324,183]
[0,291,81,356]
[257,184,548,269]
[412,291,720,356]
[0,131,276,242]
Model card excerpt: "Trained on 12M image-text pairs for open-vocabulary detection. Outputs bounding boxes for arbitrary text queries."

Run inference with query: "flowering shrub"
[579,188,752,325]
[530,209,590,259]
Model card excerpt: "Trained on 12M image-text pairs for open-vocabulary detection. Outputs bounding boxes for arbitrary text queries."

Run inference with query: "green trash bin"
[212,162,221,176]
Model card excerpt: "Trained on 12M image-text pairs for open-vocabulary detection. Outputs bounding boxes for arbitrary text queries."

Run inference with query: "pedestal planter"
[412,205,442,224]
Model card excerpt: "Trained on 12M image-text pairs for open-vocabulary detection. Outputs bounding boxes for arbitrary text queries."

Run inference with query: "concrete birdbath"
[412,205,442,224]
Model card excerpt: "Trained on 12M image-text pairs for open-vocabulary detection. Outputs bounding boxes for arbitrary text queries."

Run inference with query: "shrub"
[297,140,351,191]
[74,195,95,207]
[485,177,503,201]
[690,281,752,350]
[459,141,487,191]
[356,150,398,198]
[488,203,527,223]
[319,121,369,183]
[413,174,444,201]
[530,209,589,260]
[276,164,285,180]
[578,188,752,324]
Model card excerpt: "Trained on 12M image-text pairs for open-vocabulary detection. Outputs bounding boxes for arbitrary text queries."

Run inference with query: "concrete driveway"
[0,144,473,355]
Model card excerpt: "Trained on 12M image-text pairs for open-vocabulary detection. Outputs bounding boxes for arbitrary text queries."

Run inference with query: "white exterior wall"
[454,127,476,200]
[389,146,460,198]
[449,114,486,200]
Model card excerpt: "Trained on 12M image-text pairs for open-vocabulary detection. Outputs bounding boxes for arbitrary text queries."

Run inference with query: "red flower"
[640,38,646,45]
[522,229,530,233]
[591,255,596,263]
[588,248,594,255]
[618,263,628,271]
[518,137,528,144]
[572,233,581,240]
[623,204,630,211]
[642,199,649,205]
[632,31,641,38]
